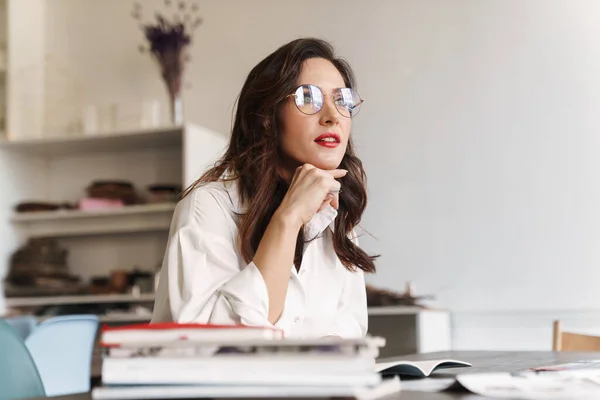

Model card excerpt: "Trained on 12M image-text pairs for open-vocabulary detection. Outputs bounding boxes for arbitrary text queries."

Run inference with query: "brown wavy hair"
[184,38,377,273]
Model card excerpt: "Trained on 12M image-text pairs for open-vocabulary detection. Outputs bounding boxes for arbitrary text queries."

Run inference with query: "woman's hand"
[275,164,347,229]
[254,164,346,324]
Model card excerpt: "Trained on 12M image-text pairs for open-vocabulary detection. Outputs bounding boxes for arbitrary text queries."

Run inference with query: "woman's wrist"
[272,207,303,233]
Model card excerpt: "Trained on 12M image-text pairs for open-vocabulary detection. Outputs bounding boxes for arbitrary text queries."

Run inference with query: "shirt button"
[293,316,301,323]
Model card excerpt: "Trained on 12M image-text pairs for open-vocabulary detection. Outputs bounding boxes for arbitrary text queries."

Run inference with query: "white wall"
[8,0,46,138]
[452,310,600,351]
[37,0,600,347]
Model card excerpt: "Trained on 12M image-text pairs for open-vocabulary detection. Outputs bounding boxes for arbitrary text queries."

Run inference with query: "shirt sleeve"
[151,187,288,329]
[323,231,369,338]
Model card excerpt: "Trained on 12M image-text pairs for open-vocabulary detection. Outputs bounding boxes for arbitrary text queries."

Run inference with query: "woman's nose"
[319,96,340,126]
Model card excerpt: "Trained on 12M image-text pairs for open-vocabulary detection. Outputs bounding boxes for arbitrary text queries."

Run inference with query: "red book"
[99,322,284,347]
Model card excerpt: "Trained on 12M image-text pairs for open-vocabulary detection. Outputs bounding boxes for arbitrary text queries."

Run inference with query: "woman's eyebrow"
[297,84,348,92]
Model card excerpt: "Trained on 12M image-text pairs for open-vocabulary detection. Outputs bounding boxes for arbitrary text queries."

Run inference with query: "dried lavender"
[132,0,202,122]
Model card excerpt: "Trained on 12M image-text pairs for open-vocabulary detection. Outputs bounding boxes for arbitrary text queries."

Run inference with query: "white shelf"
[36,314,152,324]
[0,125,183,157]
[99,314,152,323]
[6,293,155,308]
[11,203,176,237]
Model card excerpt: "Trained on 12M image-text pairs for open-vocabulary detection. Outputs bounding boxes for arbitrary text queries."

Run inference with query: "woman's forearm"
[253,210,301,324]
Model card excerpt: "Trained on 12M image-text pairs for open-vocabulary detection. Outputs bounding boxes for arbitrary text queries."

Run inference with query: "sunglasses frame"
[286,84,364,118]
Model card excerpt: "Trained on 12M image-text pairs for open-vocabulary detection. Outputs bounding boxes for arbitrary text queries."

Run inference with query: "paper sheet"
[457,370,600,399]
[529,360,600,372]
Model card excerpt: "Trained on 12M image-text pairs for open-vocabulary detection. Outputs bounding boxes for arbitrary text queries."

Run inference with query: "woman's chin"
[310,158,343,171]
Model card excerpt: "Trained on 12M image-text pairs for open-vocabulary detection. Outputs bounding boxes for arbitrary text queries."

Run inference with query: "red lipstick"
[314,133,340,148]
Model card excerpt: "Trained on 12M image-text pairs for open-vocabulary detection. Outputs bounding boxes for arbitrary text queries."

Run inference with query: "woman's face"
[279,58,352,176]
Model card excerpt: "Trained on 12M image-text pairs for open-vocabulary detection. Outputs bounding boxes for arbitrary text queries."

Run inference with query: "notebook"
[375,359,472,378]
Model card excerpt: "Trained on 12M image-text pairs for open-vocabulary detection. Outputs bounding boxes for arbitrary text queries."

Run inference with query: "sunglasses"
[287,84,364,118]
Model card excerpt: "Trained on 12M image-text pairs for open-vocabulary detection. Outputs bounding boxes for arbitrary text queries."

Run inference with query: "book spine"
[101,327,284,346]
[103,344,378,358]
[102,365,380,387]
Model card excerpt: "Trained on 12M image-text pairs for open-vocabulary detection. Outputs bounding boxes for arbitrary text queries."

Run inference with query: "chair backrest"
[25,314,99,397]
[552,320,600,351]
[5,315,38,340]
[0,318,46,399]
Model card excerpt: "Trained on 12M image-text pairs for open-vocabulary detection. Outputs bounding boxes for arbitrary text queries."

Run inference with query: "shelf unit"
[0,2,228,318]
[0,123,227,315]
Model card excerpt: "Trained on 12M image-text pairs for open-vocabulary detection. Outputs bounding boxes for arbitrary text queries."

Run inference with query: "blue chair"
[25,314,99,397]
[5,315,38,340]
[0,318,46,399]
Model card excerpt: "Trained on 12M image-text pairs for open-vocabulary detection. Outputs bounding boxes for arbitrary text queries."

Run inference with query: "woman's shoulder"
[186,179,239,206]
[172,179,241,230]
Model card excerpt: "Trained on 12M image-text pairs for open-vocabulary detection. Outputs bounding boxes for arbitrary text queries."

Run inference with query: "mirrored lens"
[292,85,362,117]
[334,88,362,117]
[293,85,323,115]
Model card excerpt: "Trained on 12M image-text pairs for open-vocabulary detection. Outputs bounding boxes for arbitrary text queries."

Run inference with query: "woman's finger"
[331,180,342,192]
[318,194,334,212]
[289,166,303,187]
[326,169,348,179]
[330,191,339,210]
[290,164,315,188]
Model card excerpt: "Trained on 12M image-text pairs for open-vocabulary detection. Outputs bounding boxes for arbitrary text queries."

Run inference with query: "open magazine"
[375,359,471,378]
[389,361,600,399]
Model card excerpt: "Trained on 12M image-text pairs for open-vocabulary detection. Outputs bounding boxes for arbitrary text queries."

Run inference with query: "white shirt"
[151,179,368,339]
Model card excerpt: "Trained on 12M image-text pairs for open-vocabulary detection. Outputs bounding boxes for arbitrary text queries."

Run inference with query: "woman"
[152,38,376,339]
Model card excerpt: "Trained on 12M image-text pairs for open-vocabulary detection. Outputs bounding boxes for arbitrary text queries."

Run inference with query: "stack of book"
[91,323,400,399]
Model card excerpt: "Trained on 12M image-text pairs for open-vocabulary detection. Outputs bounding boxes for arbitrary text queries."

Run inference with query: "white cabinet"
[0,123,227,314]
[368,307,452,358]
